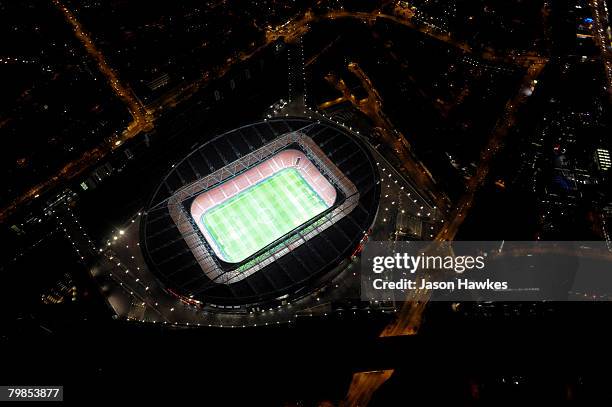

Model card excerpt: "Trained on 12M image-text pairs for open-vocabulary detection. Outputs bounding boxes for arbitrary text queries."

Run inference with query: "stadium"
[140,117,380,308]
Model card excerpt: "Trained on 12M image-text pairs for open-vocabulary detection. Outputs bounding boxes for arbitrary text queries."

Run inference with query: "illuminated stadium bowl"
[140,118,380,307]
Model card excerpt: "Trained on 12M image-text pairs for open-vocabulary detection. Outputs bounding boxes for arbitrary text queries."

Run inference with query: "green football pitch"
[202,168,330,263]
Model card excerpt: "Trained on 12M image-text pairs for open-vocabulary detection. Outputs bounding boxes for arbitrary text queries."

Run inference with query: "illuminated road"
[324,62,451,213]
[343,370,394,407]
[52,0,153,135]
[382,59,547,335]
[0,1,155,223]
[266,8,543,68]
[345,57,548,404]
[323,55,547,339]
[435,60,547,241]
[590,0,612,101]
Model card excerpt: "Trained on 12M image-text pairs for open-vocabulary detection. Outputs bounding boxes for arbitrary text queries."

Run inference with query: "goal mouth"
[189,149,337,264]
